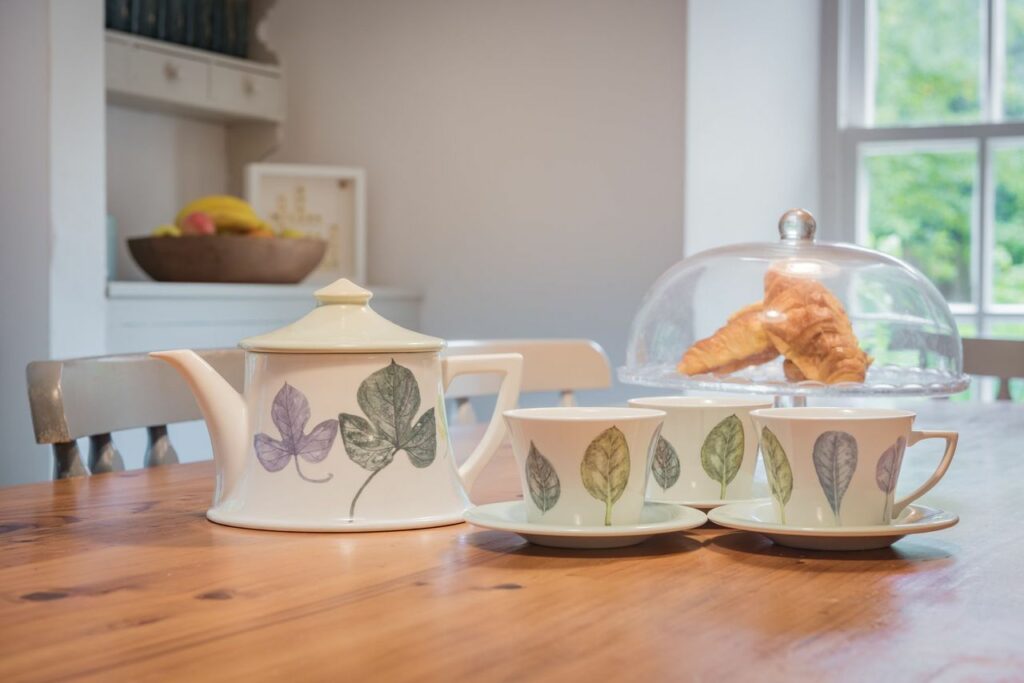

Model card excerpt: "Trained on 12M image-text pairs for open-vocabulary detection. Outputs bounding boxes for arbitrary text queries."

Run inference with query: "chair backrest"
[962,337,1024,401]
[444,339,612,424]
[26,349,244,479]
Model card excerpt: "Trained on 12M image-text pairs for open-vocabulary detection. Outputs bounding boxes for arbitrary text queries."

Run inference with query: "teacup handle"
[893,430,959,517]
[442,353,523,495]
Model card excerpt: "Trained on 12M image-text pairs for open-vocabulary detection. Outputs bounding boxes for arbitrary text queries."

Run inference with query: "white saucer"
[463,501,708,549]
[648,481,771,510]
[707,500,958,551]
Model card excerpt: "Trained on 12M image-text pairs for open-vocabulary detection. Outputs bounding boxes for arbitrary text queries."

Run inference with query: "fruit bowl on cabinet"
[128,235,327,284]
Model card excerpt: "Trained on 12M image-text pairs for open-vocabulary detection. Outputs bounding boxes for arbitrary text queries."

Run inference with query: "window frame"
[822,0,1024,336]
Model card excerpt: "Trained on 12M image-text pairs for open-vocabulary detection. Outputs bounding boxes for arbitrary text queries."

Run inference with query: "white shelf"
[105,281,423,354]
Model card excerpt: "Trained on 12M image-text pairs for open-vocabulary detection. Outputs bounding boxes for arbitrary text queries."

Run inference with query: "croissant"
[762,269,870,383]
[782,359,806,382]
[678,302,779,376]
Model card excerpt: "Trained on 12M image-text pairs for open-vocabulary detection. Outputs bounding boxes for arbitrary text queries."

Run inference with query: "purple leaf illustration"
[254,383,338,483]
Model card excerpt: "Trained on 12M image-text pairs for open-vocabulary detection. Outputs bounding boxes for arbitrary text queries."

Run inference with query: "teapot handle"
[442,353,523,495]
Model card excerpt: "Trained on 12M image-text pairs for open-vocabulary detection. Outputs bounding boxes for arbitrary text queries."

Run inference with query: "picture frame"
[245,163,367,284]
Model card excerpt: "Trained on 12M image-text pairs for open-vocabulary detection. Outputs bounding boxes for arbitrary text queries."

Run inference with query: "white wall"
[0,0,107,486]
[49,1,108,359]
[106,106,229,280]
[685,0,821,255]
[0,1,54,486]
[267,0,687,403]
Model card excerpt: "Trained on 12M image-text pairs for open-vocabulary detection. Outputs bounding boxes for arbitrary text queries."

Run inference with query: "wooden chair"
[26,349,244,479]
[444,339,612,424]
[962,337,1024,401]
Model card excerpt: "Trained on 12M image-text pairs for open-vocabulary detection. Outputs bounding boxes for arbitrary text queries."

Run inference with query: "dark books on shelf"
[106,0,249,59]
[106,0,132,31]
[131,0,160,38]
[162,0,190,45]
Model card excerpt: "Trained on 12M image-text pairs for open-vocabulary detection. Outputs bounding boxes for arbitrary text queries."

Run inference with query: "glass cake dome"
[619,209,969,397]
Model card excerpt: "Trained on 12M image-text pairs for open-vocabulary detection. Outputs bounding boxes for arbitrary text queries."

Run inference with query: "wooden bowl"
[128,236,328,284]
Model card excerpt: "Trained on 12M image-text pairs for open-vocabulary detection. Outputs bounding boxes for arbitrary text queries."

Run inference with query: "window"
[826,0,1024,348]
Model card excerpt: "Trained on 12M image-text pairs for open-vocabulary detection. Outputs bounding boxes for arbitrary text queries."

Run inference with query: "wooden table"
[2,402,1023,681]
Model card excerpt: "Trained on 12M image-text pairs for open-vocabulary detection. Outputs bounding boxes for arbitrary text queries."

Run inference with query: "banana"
[175,195,268,233]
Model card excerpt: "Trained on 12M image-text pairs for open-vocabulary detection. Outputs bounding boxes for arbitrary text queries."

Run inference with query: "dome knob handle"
[778,208,817,241]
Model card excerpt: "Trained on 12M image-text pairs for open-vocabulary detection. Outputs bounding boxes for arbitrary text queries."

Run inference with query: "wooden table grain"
[1,402,1023,682]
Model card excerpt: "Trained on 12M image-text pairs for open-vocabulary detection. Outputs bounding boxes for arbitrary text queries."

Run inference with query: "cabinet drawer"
[105,39,131,92]
[210,64,284,121]
[128,47,209,107]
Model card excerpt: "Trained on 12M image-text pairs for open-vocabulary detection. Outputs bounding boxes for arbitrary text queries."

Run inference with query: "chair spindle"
[454,397,477,426]
[88,433,125,474]
[144,425,179,468]
[52,441,87,480]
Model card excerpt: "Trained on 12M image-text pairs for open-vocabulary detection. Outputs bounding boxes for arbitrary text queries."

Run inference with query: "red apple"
[181,211,216,235]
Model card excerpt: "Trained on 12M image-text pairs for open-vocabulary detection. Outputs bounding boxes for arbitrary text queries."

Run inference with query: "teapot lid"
[239,279,444,353]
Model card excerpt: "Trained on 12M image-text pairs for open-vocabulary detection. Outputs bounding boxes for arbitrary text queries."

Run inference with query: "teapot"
[152,279,522,531]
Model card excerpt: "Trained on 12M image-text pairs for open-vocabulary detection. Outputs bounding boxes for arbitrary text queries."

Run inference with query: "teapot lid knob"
[778,208,817,241]
[314,278,373,305]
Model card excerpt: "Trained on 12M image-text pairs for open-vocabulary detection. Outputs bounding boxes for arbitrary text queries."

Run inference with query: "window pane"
[1006,0,1024,120]
[994,146,1024,304]
[987,318,1024,338]
[873,0,983,126]
[863,148,976,303]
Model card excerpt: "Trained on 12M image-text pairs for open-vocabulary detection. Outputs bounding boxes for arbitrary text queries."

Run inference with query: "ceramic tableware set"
[152,274,962,551]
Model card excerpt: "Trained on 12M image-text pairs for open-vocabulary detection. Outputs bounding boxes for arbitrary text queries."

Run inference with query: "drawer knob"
[164,63,180,81]
[243,78,256,96]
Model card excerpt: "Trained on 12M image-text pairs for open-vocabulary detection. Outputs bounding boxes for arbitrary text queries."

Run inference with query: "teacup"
[628,396,773,503]
[503,407,666,527]
[749,407,958,528]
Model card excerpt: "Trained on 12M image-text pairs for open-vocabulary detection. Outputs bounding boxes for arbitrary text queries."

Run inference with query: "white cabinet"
[210,62,285,121]
[128,45,209,108]
[105,30,284,123]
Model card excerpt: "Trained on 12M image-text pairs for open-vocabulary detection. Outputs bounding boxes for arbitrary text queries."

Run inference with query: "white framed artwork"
[245,163,367,284]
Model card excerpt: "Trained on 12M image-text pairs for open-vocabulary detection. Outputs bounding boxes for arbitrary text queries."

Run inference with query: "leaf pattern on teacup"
[876,436,907,520]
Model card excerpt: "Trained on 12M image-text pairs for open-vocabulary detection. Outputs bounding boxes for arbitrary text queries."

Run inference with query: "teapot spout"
[150,350,247,504]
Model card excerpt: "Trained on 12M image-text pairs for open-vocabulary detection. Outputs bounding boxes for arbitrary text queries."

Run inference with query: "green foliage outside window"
[864,150,975,303]
[995,148,1024,304]
[1006,0,1024,120]
[874,0,981,126]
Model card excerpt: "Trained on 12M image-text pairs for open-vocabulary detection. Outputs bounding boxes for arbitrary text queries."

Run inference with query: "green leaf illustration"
[760,426,793,524]
[813,430,858,525]
[525,442,560,513]
[339,360,437,518]
[580,426,630,526]
[700,414,745,499]
[357,359,421,445]
[651,436,680,491]
[338,414,395,471]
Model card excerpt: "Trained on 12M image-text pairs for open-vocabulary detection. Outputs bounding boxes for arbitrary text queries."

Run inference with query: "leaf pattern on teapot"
[339,360,436,519]
[253,383,338,483]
